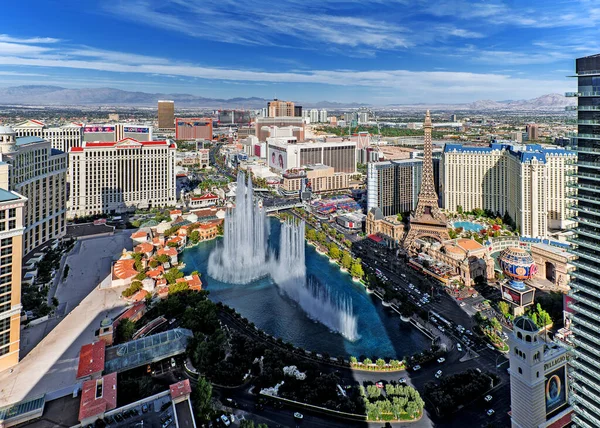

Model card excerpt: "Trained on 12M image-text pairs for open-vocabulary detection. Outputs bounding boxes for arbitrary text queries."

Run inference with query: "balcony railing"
[579,120,600,125]
[577,173,600,184]
[570,302,600,323]
[571,271,600,288]
[573,228,600,242]
[573,372,600,401]
[573,258,600,276]
[578,106,600,111]
[571,312,600,334]
[573,378,600,406]
[574,216,600,229]
[566,105,578,111]
[571,358,600,383]
[579,92,600,97]
[566,92,581,97]
[571,236,600,253]
[571,292,600,313]
[572,402,600,428]
[575,193,600,205]
[577,143,600,152]
[570,183,600,192]
[573,134,600,141]
[578,161,600,170]
[573,414,597,428]
[572,324,600,347]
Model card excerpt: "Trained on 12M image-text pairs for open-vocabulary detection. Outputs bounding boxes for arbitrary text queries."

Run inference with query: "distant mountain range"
[0,85,576,110]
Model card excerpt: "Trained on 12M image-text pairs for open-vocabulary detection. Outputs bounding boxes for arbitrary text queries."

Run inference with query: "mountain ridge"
[0,86,576,110]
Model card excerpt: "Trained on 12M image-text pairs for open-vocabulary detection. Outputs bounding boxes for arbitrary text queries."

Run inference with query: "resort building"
[566,53,600,428]
[268,140,357,173]
[367,158,441,217]
[442,142,576,237]
[12,120,83,153]
[267,99,295,117]
[68,138,177,217]
[175,118,213,141]
[0,187,27,372]
[255,117,305,141]
[365,208,405,247]
[281,165,351,195]
[0,128,68,255]
[158,100,175,129]
[83,124,152,142]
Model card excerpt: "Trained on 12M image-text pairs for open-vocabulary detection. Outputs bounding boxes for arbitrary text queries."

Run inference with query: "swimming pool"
[453,221,485,232]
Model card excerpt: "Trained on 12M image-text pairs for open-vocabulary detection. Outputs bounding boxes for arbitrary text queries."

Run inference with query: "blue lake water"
[181,218,429,359]
[453,221,485,232]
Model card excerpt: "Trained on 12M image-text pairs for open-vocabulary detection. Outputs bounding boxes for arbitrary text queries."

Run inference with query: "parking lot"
[104,396,175,428]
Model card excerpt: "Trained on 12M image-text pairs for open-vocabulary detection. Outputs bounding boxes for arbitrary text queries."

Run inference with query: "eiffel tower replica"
[404,110,449,252]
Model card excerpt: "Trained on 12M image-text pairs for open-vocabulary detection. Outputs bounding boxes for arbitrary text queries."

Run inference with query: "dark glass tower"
[568,54,600,428]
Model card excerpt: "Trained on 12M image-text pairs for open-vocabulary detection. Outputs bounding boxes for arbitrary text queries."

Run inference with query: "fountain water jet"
[208,171,359,341]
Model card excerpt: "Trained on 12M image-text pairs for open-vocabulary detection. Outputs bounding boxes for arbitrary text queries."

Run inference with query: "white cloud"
[0,34,60,44]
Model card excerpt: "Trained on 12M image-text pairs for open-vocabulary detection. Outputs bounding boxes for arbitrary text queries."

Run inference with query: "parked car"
[413,365,421,371]
[376,382,384,388]
[459,302,466,307]
[398,377,407,384]
[435,370,443,379]
[487,343,495,350]
[220,414,231,426]
[487,409,495,416]
[485,395,493,402]
[457,343,463,352]
[294,412,304,420]
[437,357,446,363]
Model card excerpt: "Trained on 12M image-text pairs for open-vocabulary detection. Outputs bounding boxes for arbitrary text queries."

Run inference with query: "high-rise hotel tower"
[567,54,600,428]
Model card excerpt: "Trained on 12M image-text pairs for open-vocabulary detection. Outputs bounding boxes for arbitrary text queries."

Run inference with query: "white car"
[487,343,495,350]
[412,365,421,371]
[294,412,304,419]
[435,370,443,378]
[459,302,466,307]
[485,395,493,402]
[487,409,495,416]
[220,415,231,426]
[409,283,414,289]
[456,343,462,352]
[437,357,446,363]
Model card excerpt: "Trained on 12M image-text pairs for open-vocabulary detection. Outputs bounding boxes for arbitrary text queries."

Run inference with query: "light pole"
[496,354,509,376]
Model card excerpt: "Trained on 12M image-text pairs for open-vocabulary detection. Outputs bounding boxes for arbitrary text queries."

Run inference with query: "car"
[487,409,495,416]
[413,365,421,371]
[435,370,443,378]
[409,284,414,289]
[459,302,466,307]
[475,368,482,373]
[294,412,304,419]
[376,382,384,388]
[457,325,464,331]
[438,326,445,332]
[398,377,407,384]
[417,303,422,307]
[162,419,173,428]
[229,414,235,423]
[485,395,493,402]
[487,343,495,350]
[401,274,406,278]
[466,330,473,336]
[457,344,463,352]
[437,357,446,363]
[220,414,231,426]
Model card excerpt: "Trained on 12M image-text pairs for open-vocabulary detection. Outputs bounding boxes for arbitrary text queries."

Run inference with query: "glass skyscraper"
[568,54,600,428]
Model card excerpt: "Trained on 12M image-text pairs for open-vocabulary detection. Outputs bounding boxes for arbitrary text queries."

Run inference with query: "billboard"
[84,126,114,133]
[269,148,287,171]
[545,365,568,419]
[123,127,149,133]
[502,284,535,307]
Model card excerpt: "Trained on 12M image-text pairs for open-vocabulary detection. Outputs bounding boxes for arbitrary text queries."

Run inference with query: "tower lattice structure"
[403,111,449,251]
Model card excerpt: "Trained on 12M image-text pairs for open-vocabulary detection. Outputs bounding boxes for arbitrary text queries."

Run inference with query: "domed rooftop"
[514,316,539,332]
[499,247,537,282]
[0,126,15,135]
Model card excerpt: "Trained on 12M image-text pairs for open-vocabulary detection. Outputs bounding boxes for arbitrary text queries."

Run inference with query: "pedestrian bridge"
[263,201,305,212]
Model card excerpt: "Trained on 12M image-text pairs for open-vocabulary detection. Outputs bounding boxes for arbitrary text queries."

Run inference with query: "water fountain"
[208,172,359,341]
[208,172,269,283]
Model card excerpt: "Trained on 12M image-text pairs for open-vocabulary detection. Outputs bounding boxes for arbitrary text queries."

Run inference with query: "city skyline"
[1,0,599,103]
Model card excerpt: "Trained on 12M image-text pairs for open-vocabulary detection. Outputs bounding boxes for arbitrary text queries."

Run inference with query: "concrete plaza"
[0,231,133,406]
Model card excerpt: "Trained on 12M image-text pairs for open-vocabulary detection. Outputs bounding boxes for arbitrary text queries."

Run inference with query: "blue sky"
[0,0,599,104]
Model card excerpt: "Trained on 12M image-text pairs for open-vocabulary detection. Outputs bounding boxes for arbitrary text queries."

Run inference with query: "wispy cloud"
[0,36,571,102]
[0,34,60,44]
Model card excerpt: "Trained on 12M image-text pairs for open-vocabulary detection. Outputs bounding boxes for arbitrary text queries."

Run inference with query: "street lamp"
[495,354,509,376]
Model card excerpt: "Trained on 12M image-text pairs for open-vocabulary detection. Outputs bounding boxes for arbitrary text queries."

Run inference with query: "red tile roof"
[147,265,165,278]
[170,210,182,216]
[131,231,148,239]
[71,147,84,152]
[129,289,150,302]
[157,247,177,257]
[135,242,154,254]
[192,192,219,201]
[76,341,106,379]
[115,302,146,324]
[156,278,167,287]
[169,379,192,400]
[368,234,384,243]
[113,259,137,280]
[179,274,202,291]
[30,119,45,126]
[78,373,117,422]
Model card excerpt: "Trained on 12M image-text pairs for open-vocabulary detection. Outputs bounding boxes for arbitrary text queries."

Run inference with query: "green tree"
[149,260,160,268]
[134,260,144,272]
[122,281,143,297]
[306,228,317,241]
[192,376,213,423]
[239,421,255,428]
[498,301,510,316]
[349,356,358,364]
[448,229,458,239]
[189,230,200,244]
[397,213,403,222]
[169,281,189,294]
[456,205,463,214]
[328,243,340,260]
[116,319,136,343]
[363,357,373,365]
[350,262,364,279]
[164,267,184,284]
[317,231,327,245]
[156,254,170,264]
[341,252,352,270]
[376,358,386,368]
[366,385,381,399]
[135,272,147,281]
[217,222,224,236]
